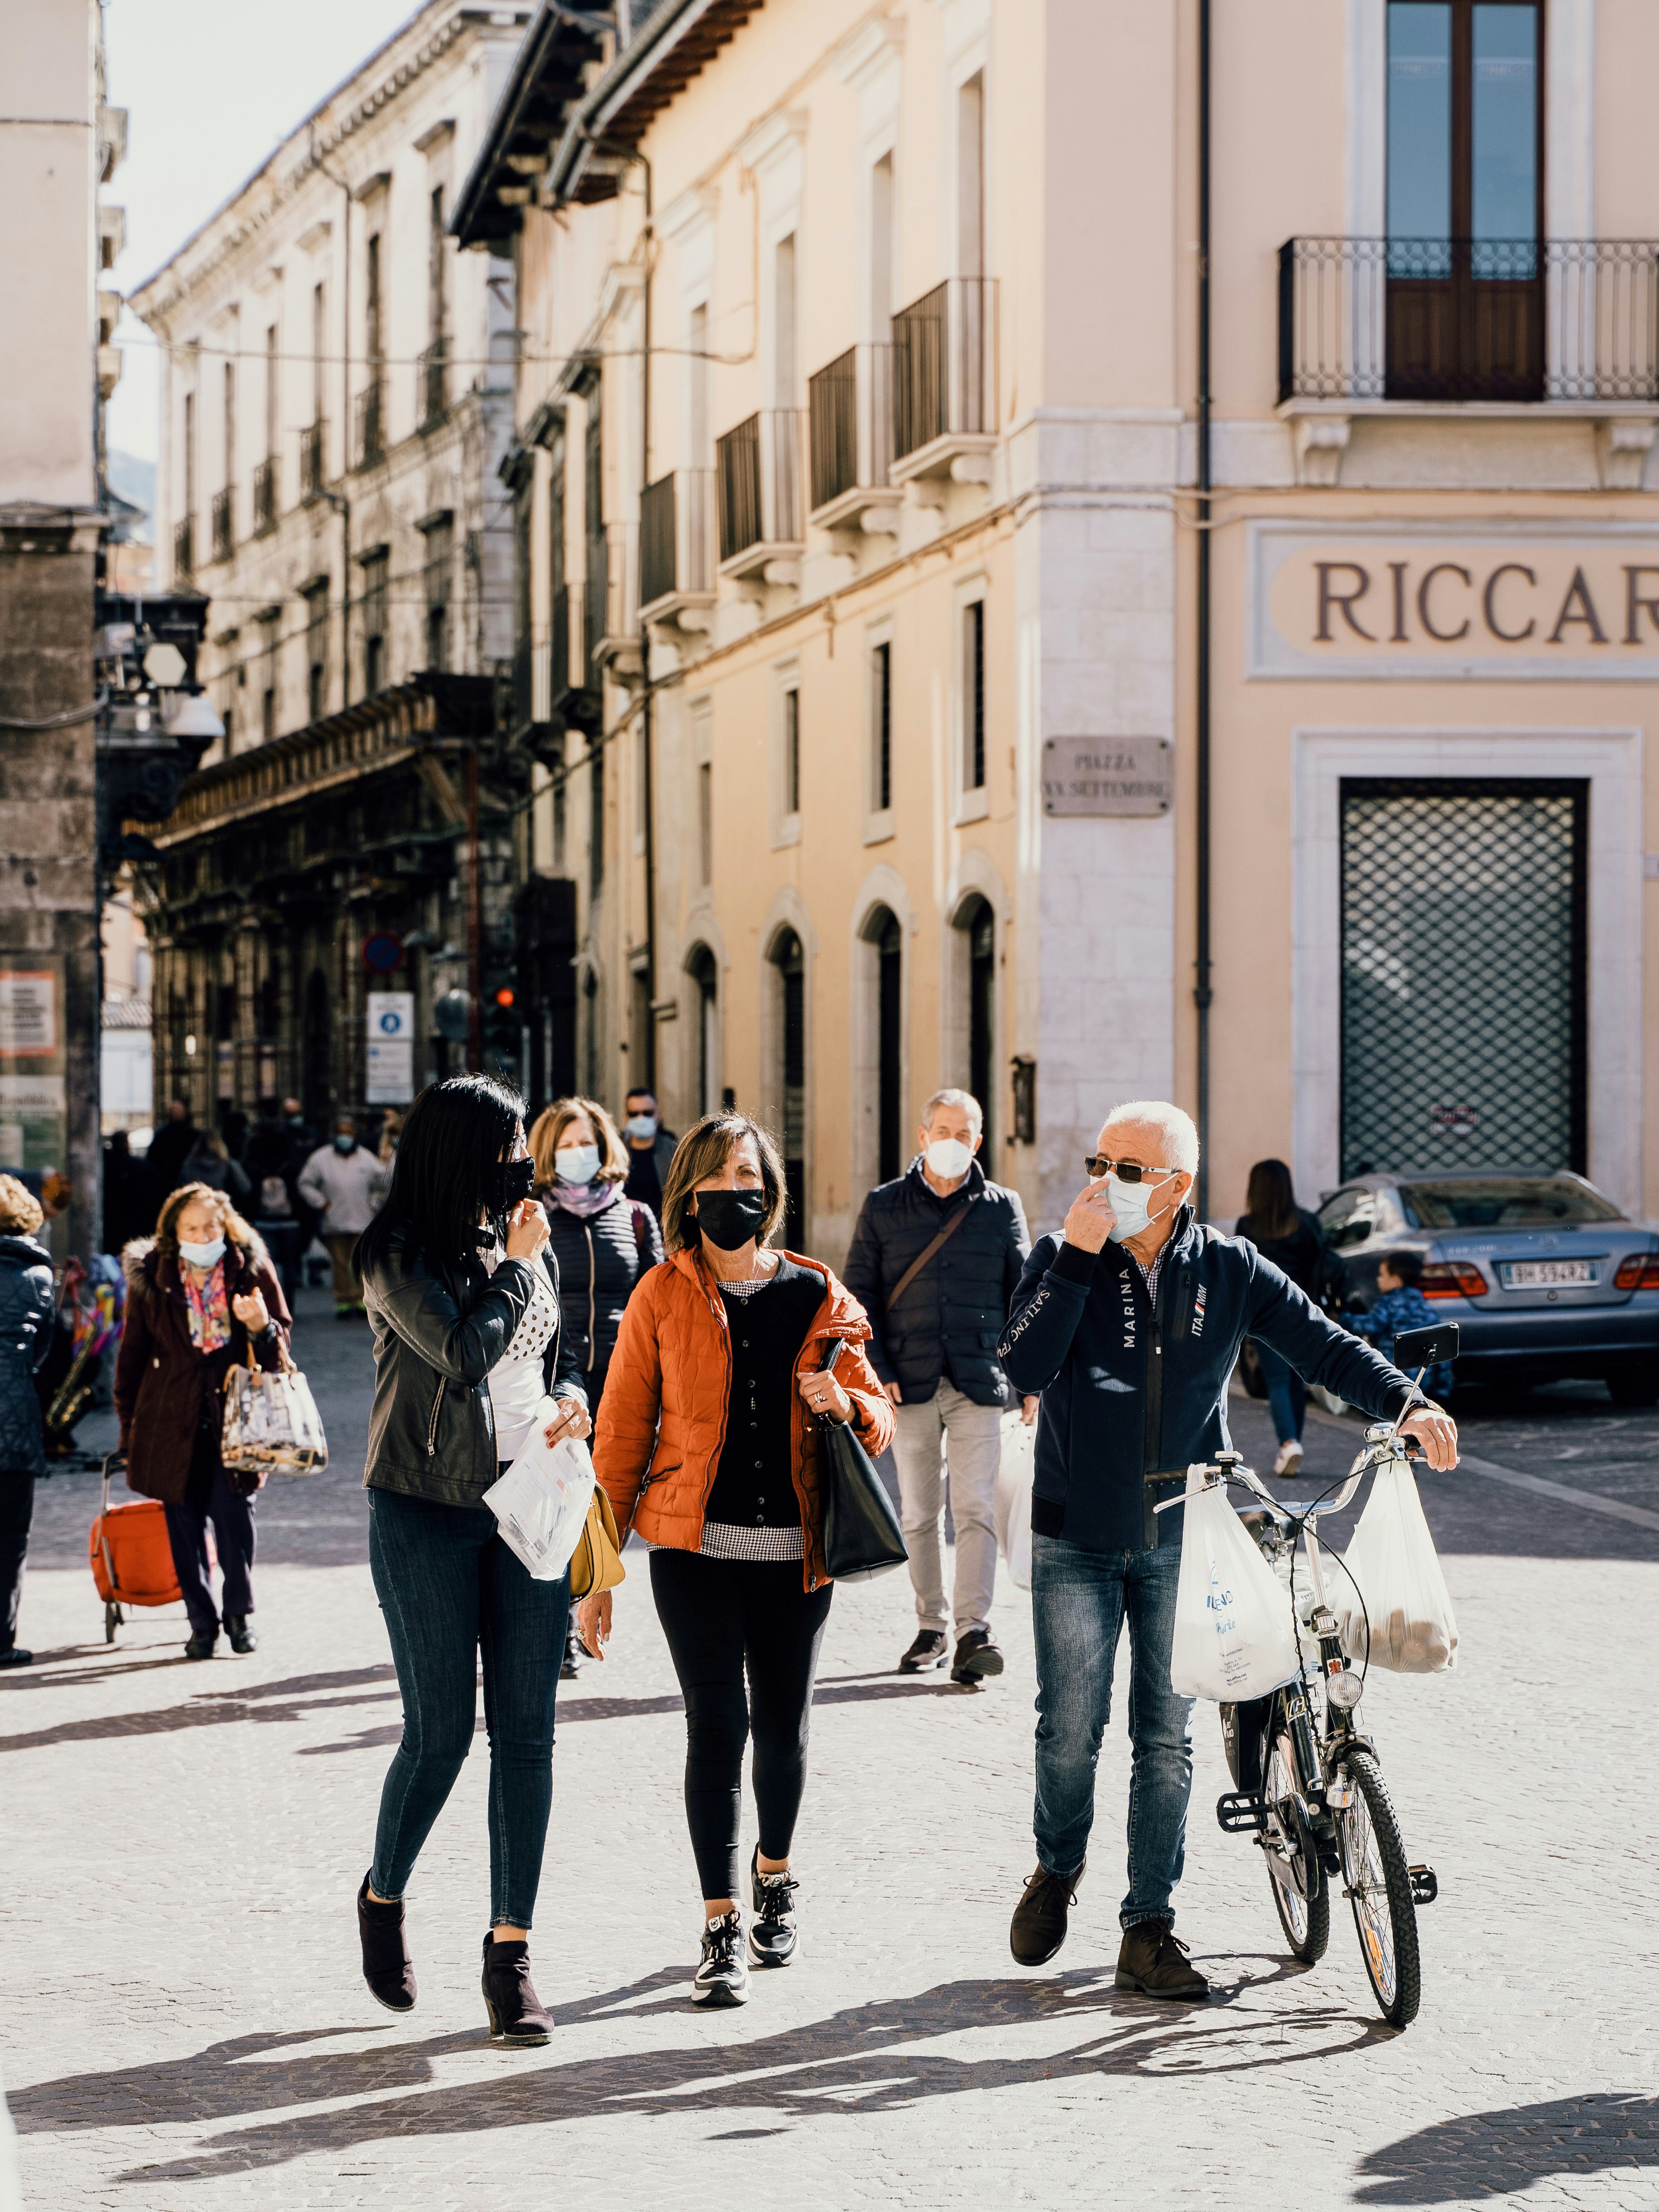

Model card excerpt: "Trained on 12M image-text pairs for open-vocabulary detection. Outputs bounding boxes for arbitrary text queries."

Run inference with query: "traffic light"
[482,981,522,1082]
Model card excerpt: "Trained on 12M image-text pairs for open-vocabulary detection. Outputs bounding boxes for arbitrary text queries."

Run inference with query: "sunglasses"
[1083,1156,1177,1183]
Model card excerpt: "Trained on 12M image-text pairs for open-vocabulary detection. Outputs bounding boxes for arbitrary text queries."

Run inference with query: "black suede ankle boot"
[481,1932,552,2045]
[357,1875,416,2012]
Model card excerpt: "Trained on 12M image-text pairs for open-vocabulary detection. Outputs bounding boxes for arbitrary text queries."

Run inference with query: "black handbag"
[815,1340,908,1582]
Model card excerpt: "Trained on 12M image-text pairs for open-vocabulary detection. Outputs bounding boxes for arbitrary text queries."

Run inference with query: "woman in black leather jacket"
[528,1095,663,1411]
[0,1176,54,1669]
[353,1075,591,2048]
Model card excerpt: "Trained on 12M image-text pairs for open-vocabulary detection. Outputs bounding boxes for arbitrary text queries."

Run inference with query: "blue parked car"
[1316,1170,1659,1405]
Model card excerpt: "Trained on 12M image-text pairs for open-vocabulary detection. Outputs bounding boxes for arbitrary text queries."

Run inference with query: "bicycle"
[1176,1323,1456,2029]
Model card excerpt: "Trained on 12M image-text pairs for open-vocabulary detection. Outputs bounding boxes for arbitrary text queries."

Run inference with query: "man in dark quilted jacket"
[843,1089,1034,1686]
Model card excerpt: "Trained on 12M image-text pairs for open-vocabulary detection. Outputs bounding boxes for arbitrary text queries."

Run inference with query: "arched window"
[770,927,806,1244]
[688,944,718,1118]
[956,893,996,1151]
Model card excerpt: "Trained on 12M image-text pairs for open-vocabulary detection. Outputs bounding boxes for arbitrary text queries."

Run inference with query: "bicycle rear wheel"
[1264,1734,1329,1963]
[1337,1749,1420,2028]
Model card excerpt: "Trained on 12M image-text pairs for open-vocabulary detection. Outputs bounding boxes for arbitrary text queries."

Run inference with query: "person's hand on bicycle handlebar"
[1398,1402,1458,1471]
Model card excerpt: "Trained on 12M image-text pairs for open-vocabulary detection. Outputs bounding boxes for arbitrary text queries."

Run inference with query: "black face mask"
[489,1155,537,1213]
[694,1188,768,1252]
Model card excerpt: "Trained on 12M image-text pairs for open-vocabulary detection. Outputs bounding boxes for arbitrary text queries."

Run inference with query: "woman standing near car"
[353,1074,591,2048]
[528,1096,663,1676]
[115,1182,292,1659]
[577,1113,893,2008]
[1236,1158,1337,1476]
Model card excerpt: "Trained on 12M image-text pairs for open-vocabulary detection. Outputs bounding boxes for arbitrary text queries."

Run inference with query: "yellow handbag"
[568,1482,626,1599]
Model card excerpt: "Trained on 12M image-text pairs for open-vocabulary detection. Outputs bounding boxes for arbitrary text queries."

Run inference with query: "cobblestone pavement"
[4,1288,1657,2210]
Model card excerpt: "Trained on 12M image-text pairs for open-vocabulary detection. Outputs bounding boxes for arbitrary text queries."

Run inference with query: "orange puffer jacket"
[594,1246,895,1591]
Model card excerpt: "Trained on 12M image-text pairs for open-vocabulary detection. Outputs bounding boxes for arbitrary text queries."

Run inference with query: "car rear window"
[1401,1179,1624,1229]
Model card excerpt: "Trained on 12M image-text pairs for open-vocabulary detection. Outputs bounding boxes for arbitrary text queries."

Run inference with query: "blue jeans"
[1031,1532,1195,1930]
[368,1486,569,1929]
[1254,1340,1307,1449]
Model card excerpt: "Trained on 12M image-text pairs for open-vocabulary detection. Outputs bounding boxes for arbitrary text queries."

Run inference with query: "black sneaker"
[951,1628,1004,1684]
[0,1648,33,1669]
[899,1630,949,1673]
[693,1911,750,2007]
[224,1614,259,1655]
[184,1627,217,1661]
[746,1849,798,1968]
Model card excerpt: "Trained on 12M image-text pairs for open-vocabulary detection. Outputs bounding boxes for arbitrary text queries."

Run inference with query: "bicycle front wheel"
[1337,1749,1420,2028]
[1264,1734,1329,1963]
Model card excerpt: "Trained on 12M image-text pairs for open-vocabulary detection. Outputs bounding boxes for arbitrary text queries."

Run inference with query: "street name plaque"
[1042,736,1172,817]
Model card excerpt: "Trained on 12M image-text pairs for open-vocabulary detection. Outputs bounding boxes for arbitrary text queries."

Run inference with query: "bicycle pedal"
[1408,1864,1439,1905]
[1216,1792,1268,1834]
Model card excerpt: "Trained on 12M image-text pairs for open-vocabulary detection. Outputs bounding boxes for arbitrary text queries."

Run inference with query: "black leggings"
[649,1548,834,1902]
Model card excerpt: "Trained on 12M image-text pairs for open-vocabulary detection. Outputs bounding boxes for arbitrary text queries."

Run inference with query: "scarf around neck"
[542,1175,623,1221]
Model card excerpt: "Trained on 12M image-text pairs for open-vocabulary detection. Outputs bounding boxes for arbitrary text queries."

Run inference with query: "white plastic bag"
[993,1410,1034,1593]
[483,1405,595,1582]
[1169,1466,1302,1703]
[1333,1459,1458,1673]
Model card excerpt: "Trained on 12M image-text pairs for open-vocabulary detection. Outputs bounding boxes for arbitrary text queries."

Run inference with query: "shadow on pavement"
[4,1960,1399,2179]
[1353,2092,1659,2203]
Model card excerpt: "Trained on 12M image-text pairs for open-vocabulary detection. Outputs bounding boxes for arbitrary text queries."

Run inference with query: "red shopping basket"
[90,1454,183,1642]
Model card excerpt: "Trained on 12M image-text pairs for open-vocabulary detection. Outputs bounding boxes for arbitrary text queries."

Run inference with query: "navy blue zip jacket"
[998,1208,1419,1553]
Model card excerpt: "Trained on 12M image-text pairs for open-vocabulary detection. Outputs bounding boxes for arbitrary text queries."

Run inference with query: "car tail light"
[1419,1261,1488,1299]
[1615,1253,1659,1290]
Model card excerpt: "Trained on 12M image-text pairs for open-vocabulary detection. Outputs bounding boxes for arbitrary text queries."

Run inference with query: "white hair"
[921,1087,983,1137]
[1100,1099,1199,1175]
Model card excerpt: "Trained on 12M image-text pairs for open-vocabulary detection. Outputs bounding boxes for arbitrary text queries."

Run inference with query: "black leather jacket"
[361,1232,587,1508]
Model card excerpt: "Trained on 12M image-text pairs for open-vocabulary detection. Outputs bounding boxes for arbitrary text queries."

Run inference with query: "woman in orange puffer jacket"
[579,1110,892,2009]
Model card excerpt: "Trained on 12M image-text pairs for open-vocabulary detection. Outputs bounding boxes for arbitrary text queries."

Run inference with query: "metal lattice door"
[1340,779,1586,1177]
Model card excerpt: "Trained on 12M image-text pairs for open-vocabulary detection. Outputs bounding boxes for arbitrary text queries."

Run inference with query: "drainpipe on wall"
[311,133,353,710]
[1193,0,1214,1220]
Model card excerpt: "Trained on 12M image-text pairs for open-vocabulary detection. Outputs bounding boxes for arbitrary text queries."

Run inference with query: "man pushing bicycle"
[998,1100,1457,1998]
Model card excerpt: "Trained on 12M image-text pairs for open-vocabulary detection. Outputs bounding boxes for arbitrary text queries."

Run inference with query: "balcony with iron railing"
[808,344,898,532]
[890,277,998,486]
[253,456,278,536]
[716,411,804,580]
[1280,237,1659,407]
[640,468,716,631]
[354,377,386,471]
[300,421,327,503]
[210,486,234,564]
[173,516,194,585]
[419,337,447,432]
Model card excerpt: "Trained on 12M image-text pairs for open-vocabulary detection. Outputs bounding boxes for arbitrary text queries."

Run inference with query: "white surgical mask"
[624,1113,658,1141]
[179,1235,226,1269]
[555,1144,601,1185]
[1105,1172,1173,1244]
[925,1137,975,1182]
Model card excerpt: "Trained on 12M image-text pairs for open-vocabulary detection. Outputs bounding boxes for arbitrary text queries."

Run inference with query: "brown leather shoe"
[1114,1918,1209,2001]
[1010,1860,1084,1966]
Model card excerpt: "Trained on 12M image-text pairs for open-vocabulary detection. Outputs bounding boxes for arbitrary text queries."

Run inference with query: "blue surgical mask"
[179,1235,226,1269]
[555,1144,601,1185]
[1105,1172,1175,1244]
[334,1134,356,1155]
[624,1113,658,1142]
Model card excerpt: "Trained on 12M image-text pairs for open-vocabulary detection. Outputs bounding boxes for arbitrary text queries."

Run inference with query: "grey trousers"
[889,1381,1005,1638]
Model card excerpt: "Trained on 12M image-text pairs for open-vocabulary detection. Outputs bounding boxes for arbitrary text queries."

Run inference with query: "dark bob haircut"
[355,1074,525,1279]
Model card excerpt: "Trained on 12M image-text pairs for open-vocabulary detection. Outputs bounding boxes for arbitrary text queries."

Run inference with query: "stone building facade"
[129,3,545,1136]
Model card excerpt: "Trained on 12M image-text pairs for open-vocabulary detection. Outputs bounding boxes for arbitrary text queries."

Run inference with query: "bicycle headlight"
[1325,1669,1364,1711]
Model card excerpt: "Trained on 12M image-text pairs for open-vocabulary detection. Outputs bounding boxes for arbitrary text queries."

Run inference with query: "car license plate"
[1499,1259,1596,1288]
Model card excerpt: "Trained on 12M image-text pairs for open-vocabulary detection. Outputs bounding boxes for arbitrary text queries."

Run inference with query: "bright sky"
[104,0,431,469]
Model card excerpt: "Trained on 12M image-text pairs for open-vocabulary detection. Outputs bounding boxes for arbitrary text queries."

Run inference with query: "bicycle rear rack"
[1216,1792,1269,1835]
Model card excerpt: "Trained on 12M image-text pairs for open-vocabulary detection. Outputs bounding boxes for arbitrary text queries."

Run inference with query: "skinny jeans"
[368,1483,569,1929]
[650,1547,833,1901]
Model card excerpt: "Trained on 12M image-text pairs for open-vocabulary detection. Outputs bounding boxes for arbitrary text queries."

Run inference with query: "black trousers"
[0,1472,34,1653]
[650,1547,833,1902]
[163,1414,256,1635]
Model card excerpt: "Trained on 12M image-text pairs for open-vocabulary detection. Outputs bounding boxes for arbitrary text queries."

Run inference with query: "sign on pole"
[366,992,416,1105]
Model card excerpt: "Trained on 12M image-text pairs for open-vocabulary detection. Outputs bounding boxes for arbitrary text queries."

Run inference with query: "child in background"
[1347,1249,1455,1400]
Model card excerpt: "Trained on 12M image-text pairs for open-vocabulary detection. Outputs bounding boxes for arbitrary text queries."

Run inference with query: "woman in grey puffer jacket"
[0,1175,55,1669]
